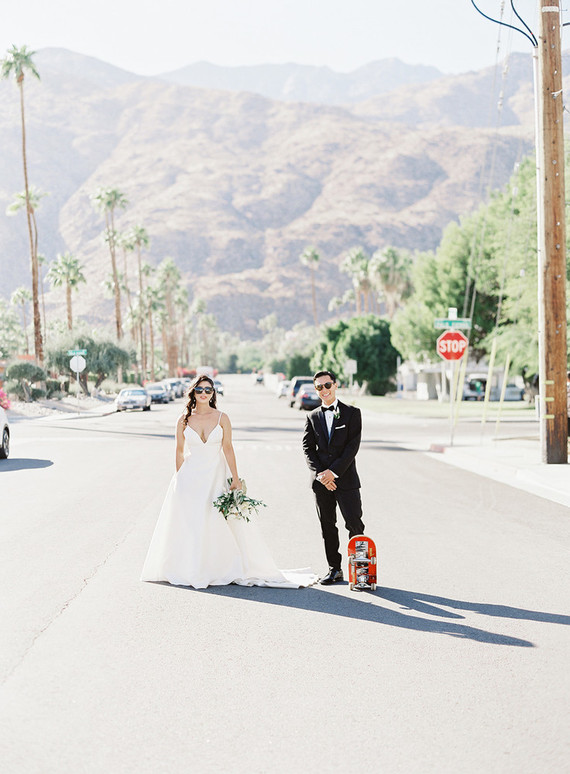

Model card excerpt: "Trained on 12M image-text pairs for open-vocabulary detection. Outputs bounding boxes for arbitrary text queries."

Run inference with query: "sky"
[1,0,543,76]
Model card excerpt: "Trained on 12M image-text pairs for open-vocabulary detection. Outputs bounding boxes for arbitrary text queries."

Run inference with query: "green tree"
[299,246,320,326]
[47,252,86,330]
[1,44,42,362]
[91,187,128,340]
[391,216,500,363]
[311,315,399,395]
[0,298,24,357]
[10,286,32,353]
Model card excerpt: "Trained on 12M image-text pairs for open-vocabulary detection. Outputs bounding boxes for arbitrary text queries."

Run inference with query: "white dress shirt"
[321,399,338,437]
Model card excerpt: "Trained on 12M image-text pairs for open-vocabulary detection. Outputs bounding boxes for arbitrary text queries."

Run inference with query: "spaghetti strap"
[217,411,223,426]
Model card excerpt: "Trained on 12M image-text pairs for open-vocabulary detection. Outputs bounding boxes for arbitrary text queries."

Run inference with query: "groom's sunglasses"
[314,382,334,391]
[194,387,213,395]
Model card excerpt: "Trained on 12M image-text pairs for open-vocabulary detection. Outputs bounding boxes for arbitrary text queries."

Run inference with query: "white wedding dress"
[141,414,317,589]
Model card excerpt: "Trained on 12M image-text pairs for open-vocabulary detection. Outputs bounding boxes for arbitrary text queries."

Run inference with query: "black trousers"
[313,486,365,570]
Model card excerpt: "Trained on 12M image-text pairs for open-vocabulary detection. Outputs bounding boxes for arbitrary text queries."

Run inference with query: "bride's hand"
[229,478,242,491]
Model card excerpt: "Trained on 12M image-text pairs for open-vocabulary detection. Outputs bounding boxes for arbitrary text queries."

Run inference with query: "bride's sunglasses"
[314,382,334,391]
[194,386,213,395]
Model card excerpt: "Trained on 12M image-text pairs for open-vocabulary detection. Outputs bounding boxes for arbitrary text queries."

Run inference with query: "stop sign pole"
[436,330,468,446]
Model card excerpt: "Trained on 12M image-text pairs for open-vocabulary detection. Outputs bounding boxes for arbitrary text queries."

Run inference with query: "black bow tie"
[321,405,335,412]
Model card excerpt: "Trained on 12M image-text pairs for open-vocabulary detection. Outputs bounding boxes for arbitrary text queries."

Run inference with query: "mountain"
[0,48,536,337]
[159,59,444,105]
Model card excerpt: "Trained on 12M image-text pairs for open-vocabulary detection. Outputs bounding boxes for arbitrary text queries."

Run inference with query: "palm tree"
[174,286,190,367]
[157,258,181,376]
[37,253,48,346]
[340,247,372,315]
[130,225,150,375]
[299,246,320,326]
[369,246,413,319]
[144,283,164,381]
[1,45,42,361]
[117,231,135,321]
[90,187,128,340]
[47,252,86,330]
[10,286,32,354]
[6,186,48,260]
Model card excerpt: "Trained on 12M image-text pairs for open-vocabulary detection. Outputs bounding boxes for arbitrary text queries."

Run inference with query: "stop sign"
[436,330,468,361]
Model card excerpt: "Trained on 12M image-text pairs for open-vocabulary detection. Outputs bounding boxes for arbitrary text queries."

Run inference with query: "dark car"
[288,376,314,407]
[294,386,320,411]
[146,383,170,403]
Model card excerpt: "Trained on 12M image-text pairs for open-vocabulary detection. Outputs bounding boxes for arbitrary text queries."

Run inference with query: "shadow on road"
[184,583,540,647]
[377,587,570,626]
[0,458,54,471]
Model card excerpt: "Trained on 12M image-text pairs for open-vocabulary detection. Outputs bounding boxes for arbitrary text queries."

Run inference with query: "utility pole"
[537,0,567,463]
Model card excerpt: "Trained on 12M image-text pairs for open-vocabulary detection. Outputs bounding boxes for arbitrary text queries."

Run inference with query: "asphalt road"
[1,375,569,773]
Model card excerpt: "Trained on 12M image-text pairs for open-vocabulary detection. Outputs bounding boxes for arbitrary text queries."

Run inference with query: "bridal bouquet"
[213,479,266,522]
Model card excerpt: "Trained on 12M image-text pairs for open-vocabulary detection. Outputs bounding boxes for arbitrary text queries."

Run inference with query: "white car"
[0,406,9,459]
[115,388,152,412]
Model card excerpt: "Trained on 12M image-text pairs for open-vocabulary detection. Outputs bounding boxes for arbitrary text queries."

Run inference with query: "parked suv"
[288,376,314,407]
[0,406,9,459]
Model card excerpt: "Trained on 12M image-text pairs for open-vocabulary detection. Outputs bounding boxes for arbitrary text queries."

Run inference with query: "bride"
[141,374,317,589]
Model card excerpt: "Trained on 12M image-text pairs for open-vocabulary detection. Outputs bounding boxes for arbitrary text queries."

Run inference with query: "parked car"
[145,383,170,403]
[288,376,314,407]
[463,377,485,401]
[502,383,525,401]
[294,386,320,411]
[162,378,185,398]
[115,388,152,412]
[213,379,224,396]
[0,406,10,459]
[160,381,175,401]
[276,380,291,399]
[463,374,524,402]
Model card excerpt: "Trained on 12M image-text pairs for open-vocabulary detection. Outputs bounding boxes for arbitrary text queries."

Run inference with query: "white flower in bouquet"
[213,479,266,522]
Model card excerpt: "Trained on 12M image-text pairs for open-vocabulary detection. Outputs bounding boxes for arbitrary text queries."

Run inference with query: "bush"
[0,389,11,410]
[5,380,27,401]
[5,362,48,402]
[46,379,61,398]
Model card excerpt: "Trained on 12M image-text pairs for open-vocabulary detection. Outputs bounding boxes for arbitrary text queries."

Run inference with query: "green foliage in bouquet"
[213,479,266,522]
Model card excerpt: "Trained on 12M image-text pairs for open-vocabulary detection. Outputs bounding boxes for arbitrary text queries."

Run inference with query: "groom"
[302,370,365,584]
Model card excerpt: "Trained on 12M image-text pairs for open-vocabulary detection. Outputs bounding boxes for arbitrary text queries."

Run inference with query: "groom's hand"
[318,469,337,489]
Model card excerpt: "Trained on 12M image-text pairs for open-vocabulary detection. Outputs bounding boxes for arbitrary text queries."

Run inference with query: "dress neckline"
[185,413,222,444]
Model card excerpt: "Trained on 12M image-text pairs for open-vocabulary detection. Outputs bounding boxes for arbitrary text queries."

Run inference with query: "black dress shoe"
[320,568,344,585]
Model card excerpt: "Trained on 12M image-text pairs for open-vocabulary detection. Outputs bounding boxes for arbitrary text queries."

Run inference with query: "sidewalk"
[7,396,116,422]
[425,435,570,509]
[354,395,570,510]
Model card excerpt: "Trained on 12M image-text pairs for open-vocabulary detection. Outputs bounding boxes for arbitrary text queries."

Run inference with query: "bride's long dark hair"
[183,375,217,426]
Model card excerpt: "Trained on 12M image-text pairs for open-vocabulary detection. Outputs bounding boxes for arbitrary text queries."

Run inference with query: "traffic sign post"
[69,354,87,415]
[436,330,468,446]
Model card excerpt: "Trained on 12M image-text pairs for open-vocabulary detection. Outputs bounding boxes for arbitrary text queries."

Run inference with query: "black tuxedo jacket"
[302,400,362,491]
